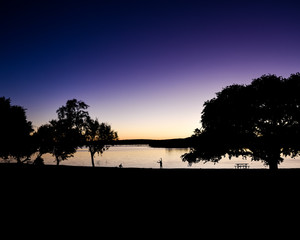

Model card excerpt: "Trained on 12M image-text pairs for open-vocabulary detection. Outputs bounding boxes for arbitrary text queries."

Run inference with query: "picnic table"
[234,163,249,169]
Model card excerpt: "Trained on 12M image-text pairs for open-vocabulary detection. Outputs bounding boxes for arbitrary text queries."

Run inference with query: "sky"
[1,0,300,139]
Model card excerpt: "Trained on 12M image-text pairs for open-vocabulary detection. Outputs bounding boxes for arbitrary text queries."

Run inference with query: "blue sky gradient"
[1,0,300,139]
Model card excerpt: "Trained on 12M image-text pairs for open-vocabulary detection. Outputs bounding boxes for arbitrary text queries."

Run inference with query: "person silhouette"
[157,158,163,168]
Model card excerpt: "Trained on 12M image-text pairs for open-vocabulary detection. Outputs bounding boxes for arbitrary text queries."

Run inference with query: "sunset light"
[2,0,300,140]
[3,1,300,208]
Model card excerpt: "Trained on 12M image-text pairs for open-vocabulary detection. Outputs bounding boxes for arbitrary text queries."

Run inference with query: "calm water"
[37,145,300,169]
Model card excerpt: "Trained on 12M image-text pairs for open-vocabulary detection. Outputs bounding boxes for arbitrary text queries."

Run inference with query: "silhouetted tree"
[49,119,79,165]
[56,99,89,133]
[50,99,90,165]
[34,124,54,159]
[35,99,90,165]
[182,73,300,170]
[84,118,118,167]
[0,97,35,163]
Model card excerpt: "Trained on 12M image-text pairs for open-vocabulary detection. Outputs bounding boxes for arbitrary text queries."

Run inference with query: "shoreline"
[1,162,300,176]
[1,162,299,169]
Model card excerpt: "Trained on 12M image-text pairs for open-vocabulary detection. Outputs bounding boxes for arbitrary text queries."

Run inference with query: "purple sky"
[1,0,300,139]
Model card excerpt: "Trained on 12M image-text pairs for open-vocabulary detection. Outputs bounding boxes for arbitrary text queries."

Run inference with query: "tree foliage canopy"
[35,99,89,165]
[182,73,300,170]
[56,99,89,131]
[34,99,118,166]
[0,97,34,162]
[85,118,118,167]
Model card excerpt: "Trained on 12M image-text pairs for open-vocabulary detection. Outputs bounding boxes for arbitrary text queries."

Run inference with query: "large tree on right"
[182,73,300,170]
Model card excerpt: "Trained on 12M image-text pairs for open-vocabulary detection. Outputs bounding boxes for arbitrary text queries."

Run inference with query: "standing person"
[157,158,163,168]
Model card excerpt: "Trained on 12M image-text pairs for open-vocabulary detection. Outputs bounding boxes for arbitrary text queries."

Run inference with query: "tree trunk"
[267,150,280,170]
[268,159,278,171]
[56,156,60,166]
[91,151,95,167]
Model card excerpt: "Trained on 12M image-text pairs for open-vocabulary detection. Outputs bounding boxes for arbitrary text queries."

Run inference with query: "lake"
[39,145,300,169]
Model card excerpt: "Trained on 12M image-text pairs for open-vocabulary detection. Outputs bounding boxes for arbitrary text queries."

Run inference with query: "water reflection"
[164,148,190,153]
[40,145,267,168]
[2,145,299,168]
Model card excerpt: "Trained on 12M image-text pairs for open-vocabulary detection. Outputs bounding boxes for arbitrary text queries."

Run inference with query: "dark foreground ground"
[1,163,299,235]
[1,163,299,192]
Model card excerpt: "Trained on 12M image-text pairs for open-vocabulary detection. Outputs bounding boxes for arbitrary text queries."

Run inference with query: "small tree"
[34,99,90,165]
[50,119,80,165]
[182,73,300,170]
[85,118,118,167]
[35,121,79,165]
[49,99,90,165]
[34,123,55,159]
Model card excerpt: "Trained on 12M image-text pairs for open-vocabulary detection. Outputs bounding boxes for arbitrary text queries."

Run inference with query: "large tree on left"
[0,97,34,163]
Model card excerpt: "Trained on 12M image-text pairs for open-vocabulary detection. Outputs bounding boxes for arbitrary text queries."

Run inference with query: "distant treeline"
[115,138,192,148]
